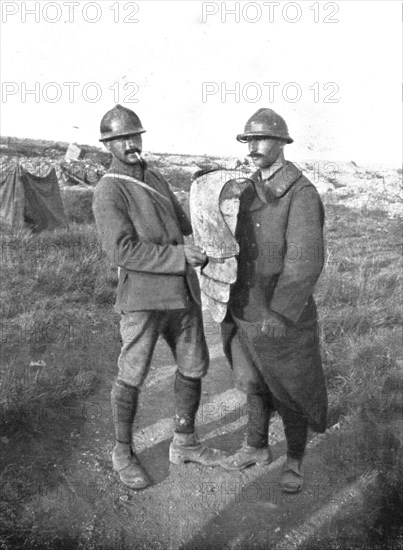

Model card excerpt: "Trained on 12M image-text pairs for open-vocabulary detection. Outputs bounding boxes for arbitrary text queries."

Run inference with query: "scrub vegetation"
[0,141,402,548]
[0,223,117,432]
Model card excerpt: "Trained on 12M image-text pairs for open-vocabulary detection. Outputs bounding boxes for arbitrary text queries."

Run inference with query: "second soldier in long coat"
[220,108,327,493]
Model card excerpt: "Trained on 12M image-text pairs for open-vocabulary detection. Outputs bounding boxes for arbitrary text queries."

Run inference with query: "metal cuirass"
[189,166,252,322]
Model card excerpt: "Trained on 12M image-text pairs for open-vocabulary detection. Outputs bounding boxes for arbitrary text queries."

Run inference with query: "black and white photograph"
[0,1,402,548]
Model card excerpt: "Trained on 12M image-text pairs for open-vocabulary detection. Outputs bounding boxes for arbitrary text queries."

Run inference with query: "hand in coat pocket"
[261,310,288,341]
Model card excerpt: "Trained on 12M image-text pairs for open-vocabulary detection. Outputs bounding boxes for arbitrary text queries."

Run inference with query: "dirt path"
[1,310,398,549]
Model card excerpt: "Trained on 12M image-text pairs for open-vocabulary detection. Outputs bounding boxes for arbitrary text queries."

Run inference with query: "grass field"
[0,155,402,546]
[0,223,117,432]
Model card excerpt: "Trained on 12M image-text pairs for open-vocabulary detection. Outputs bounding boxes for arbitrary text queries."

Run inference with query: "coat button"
[256,223,260,228]
[251,243,256,248]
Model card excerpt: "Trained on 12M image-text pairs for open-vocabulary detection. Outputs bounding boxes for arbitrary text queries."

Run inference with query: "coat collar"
[249,161,302,208]
[109,158,145,181]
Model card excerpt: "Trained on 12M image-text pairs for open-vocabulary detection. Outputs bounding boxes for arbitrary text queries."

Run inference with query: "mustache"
[248,152,263,158]
[125,149,141,155]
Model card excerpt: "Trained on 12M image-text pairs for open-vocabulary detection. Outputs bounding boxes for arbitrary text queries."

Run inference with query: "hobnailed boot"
[220,442,272,471]
[112,443,151,490]
[169,432,228,466]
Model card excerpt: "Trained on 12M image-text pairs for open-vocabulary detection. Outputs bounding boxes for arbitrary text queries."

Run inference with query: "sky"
[1,0,401,165]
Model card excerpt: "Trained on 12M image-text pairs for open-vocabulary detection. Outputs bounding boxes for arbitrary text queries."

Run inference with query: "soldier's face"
[247,137,284,168]
[105,134,143,165]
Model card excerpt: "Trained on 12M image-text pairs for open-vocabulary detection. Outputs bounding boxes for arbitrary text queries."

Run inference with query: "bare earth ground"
[0,313,371,549]
[2,310,401,549]
[0,138,402,549]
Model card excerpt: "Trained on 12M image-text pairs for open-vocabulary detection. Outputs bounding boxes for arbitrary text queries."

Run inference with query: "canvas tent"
[0,165,67,231]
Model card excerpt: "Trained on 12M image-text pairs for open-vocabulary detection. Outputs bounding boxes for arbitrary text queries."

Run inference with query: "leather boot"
[220,441,272,471]
[280,456,304,493]
[112,443,151,490]
[169,432,228,467]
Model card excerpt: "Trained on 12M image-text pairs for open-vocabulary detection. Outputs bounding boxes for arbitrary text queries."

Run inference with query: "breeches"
[118,301,209,387]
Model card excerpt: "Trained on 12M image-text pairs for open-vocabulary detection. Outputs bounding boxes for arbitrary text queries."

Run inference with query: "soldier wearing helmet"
[220,108,328,494]
[93,105,227,490]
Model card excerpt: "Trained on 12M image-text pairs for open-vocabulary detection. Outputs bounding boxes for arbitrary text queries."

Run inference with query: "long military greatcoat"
[222,161,328,432]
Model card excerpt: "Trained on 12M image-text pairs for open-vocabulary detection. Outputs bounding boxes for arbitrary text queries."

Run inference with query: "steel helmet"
[99,104,146,142]
[236,108,293,144]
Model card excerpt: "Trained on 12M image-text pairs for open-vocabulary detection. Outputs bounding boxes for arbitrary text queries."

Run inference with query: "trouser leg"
[112,311,162,490]
[221,311,266,394]
[164,303,227,466]
[162,301,209,380]
[221,312,273,449]
[111,379,139,444]
[118,311,161,388]
[220,384,273,471]
[246,387,273,449]
[281,406,309,460]
[162,302,209,433]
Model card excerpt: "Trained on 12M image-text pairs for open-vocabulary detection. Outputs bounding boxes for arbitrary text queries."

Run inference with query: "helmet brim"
[99,128,146,142]
[236,132,293,144]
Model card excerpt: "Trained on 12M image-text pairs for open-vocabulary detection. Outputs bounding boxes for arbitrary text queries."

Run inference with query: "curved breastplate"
[189,168,251,322]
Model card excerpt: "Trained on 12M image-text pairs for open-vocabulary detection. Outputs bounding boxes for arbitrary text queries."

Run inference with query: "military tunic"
[93,159,209,387]
[93,160,201,312]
